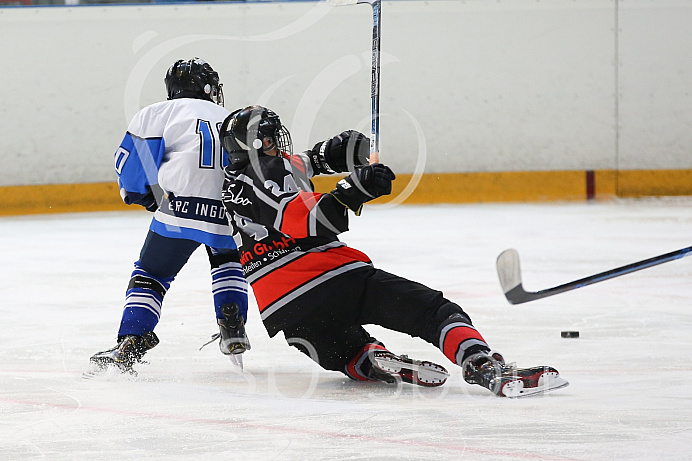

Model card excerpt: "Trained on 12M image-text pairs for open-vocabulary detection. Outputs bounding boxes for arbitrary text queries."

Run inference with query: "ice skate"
[200,303,250,368]
[84,331,159,379]
[370,350,449,387]
[462,351,568,398]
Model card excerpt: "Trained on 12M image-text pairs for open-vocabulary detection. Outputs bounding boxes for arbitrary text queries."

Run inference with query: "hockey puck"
[561,331,579,338]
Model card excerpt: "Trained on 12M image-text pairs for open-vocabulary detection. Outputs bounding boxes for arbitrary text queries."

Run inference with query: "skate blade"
[229,353,244,370]
[82,362,137,380]
[501,371,569,398]
[372,352,449,387]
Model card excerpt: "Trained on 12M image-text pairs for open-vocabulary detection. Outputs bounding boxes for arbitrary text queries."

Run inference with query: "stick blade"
[497,249,522,294]
[497,249,540,305]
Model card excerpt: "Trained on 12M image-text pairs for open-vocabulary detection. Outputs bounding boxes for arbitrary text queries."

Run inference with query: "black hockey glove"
[309,130,370,174]
[124,188,158,212]
[330,163,395,215]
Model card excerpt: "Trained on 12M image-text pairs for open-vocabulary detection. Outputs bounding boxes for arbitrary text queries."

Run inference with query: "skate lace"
[463,352,513,393]
[199,331,249,353]
[470,362,497,388]
[199,333,222,351]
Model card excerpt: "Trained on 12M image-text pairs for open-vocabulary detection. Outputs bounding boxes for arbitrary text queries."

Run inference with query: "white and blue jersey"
[115,98,235,248]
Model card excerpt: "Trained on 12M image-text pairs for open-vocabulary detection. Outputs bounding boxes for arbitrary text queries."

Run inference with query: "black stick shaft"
[506,246,692,304]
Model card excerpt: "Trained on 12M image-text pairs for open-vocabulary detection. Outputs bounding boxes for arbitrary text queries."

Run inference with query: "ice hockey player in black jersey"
[219,105,568,397]
[85,58,250,377]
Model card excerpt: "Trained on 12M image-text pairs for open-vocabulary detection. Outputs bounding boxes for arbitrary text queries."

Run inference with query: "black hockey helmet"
[220,105,293,169]
[164,58,224,106]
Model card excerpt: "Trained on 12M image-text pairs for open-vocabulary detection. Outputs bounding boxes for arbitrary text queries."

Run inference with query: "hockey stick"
[327,0,381,164]
[497,246,692,305]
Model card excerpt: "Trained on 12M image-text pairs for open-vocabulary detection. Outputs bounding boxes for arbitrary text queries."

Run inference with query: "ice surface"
[1,199,691,460]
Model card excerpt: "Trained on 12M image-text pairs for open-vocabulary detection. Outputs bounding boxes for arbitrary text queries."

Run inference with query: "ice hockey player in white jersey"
[87,58,249,376]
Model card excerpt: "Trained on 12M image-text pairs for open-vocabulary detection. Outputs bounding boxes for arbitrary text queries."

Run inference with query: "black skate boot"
[370,350,449,387]
[462,351,569,398]
[85,331,159,377]
[200,304,250,368]
[217,303,251,355]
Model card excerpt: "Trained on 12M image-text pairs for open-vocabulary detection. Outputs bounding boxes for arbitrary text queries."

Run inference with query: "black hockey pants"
[281,266,476,374]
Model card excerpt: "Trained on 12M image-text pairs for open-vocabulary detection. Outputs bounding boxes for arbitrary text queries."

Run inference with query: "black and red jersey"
[221,152,373,336]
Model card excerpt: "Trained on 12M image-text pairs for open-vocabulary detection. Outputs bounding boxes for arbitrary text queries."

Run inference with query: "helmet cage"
[221,106,293,168]
[275,124,293,158]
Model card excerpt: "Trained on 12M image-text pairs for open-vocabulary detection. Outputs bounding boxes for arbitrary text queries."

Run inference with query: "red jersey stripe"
[253,245,371,312]
[280,191,322,238]
[289,154,307,174]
